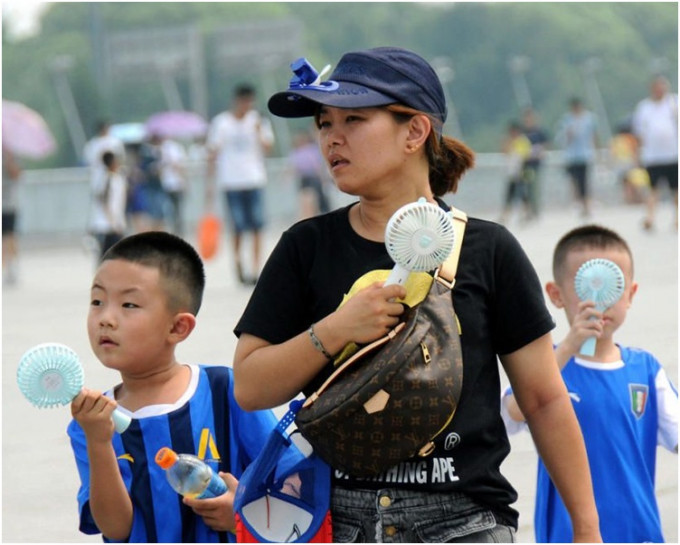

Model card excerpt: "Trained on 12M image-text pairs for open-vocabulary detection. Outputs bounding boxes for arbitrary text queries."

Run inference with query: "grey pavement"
[3,200,677,542]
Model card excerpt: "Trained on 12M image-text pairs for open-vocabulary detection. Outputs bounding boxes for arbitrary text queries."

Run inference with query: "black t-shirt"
[235,200,555,528]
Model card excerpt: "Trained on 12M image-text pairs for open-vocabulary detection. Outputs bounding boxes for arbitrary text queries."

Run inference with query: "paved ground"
[3,200,677,542]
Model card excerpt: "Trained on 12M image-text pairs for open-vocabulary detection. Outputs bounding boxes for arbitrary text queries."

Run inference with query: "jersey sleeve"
[66,419,100,535]
[655,366,679,452]
[228,385,280,476]
[500,386,529,436]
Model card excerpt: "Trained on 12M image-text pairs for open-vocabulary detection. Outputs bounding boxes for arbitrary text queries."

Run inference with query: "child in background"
[67,231,278,542]
[498,120,533,224]
[88,151,128,259]
[502,224,678,542]
[609,122,646,205]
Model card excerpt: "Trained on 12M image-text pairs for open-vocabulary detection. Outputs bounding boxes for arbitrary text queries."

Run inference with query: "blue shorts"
[224,189,265,233]
[127,183,167,221]
[330,487,515,543]
[144,184,168,221]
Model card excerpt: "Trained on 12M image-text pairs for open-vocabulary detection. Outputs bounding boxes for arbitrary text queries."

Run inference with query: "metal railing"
[15,150,623,244]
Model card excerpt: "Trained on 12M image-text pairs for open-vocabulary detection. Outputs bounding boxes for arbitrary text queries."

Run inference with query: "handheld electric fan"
[16,343,131,433]
[384,198,455,286]
[574,258,625,356]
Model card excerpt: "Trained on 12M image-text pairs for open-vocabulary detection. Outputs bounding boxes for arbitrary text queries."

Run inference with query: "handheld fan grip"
[17,343,131,433]
[574,259,625,357]
[384,198,455,287]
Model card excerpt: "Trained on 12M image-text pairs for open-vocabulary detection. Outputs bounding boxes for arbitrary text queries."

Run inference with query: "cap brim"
[268,81,397,118]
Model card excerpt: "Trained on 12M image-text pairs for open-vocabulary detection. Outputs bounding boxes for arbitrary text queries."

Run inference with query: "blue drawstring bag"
[234,400,332,543]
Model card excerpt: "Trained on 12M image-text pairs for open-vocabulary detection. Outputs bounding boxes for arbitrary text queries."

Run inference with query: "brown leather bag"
[295,208,467,477]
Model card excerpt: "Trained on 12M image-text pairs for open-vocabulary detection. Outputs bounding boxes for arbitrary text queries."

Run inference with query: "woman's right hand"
[329,282,407,346]
[234,282,407,411]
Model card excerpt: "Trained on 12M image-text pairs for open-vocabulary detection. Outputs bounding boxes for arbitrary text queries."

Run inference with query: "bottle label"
[195,472,228,499]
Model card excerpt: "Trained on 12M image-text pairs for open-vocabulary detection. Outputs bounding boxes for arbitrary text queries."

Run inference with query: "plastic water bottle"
[155,447,228,499]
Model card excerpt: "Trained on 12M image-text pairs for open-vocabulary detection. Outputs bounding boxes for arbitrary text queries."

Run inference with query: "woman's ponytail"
[427,134,475,196]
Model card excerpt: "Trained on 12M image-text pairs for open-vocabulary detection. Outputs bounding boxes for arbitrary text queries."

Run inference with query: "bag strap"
[434,206,468,290]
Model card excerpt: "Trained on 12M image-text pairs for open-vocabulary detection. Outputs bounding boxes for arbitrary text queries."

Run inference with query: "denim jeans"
[331,487,515,543]
[224,188,265,233]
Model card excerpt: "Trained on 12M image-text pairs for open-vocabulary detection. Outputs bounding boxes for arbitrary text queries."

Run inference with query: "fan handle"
[112,410,132,433]
[579,336,597,357]
[384,264,411,287]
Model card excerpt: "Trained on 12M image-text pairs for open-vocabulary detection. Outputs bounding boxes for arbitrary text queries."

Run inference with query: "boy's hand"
[184,472,239,532]
[71,388,118,442]
[563,300,603,355]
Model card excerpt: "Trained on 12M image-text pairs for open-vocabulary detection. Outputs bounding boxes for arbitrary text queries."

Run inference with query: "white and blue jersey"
[68,364,278,543]
[502,345,678,543]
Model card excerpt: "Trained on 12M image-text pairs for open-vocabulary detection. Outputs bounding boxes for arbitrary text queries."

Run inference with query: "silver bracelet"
[308,324,332,360]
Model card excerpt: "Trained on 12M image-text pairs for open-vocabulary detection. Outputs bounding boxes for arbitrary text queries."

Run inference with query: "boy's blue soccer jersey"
[507,346,677,543]
[67,364,278,543]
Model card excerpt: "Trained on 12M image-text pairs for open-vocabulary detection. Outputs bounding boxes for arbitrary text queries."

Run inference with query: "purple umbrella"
[2,100,57,159]
[145,110,208,140]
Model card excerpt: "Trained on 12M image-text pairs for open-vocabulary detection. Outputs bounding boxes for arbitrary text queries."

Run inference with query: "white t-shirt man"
[632,92,678,166]
[206,110,274,191]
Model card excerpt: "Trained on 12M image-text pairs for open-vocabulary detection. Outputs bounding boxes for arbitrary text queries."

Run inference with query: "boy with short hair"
[502,224,678,542]
[67,231,278,542]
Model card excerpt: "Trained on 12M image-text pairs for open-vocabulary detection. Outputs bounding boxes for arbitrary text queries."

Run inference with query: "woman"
[233,47,601,543]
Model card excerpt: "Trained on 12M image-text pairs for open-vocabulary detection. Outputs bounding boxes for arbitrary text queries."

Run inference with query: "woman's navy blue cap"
[268,47,448,124]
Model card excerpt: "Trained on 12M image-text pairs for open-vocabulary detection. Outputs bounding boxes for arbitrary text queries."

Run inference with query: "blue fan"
[384,198,455,286]
[17,343,131,433]
[574,259,625,356]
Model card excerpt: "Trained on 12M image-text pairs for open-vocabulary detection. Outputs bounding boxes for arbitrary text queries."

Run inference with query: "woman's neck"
[350,187,437,242]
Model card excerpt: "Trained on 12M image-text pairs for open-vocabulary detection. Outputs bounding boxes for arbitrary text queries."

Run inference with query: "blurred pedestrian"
[83,120,126,201]
[555,97,599,218]
[631,75,678,231]
[289,128,331,219]
[83,120,126,250]
[88,151,127,259]
[2,147,22,285]
[136,133,166,232]
[498,120,532,224]
[609,121,646,205]
[159,137,188,236]
[206,84,275,285]
[521,107,550,218]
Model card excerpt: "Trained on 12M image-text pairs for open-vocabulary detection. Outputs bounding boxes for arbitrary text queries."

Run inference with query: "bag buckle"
[418,441,436,457]
[434,268,455,290]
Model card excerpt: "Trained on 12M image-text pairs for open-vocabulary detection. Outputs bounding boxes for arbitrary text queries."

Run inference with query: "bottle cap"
[155,447,179,469]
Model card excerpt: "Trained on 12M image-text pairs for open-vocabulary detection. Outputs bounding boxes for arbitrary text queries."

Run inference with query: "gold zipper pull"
[420,341,432,364]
